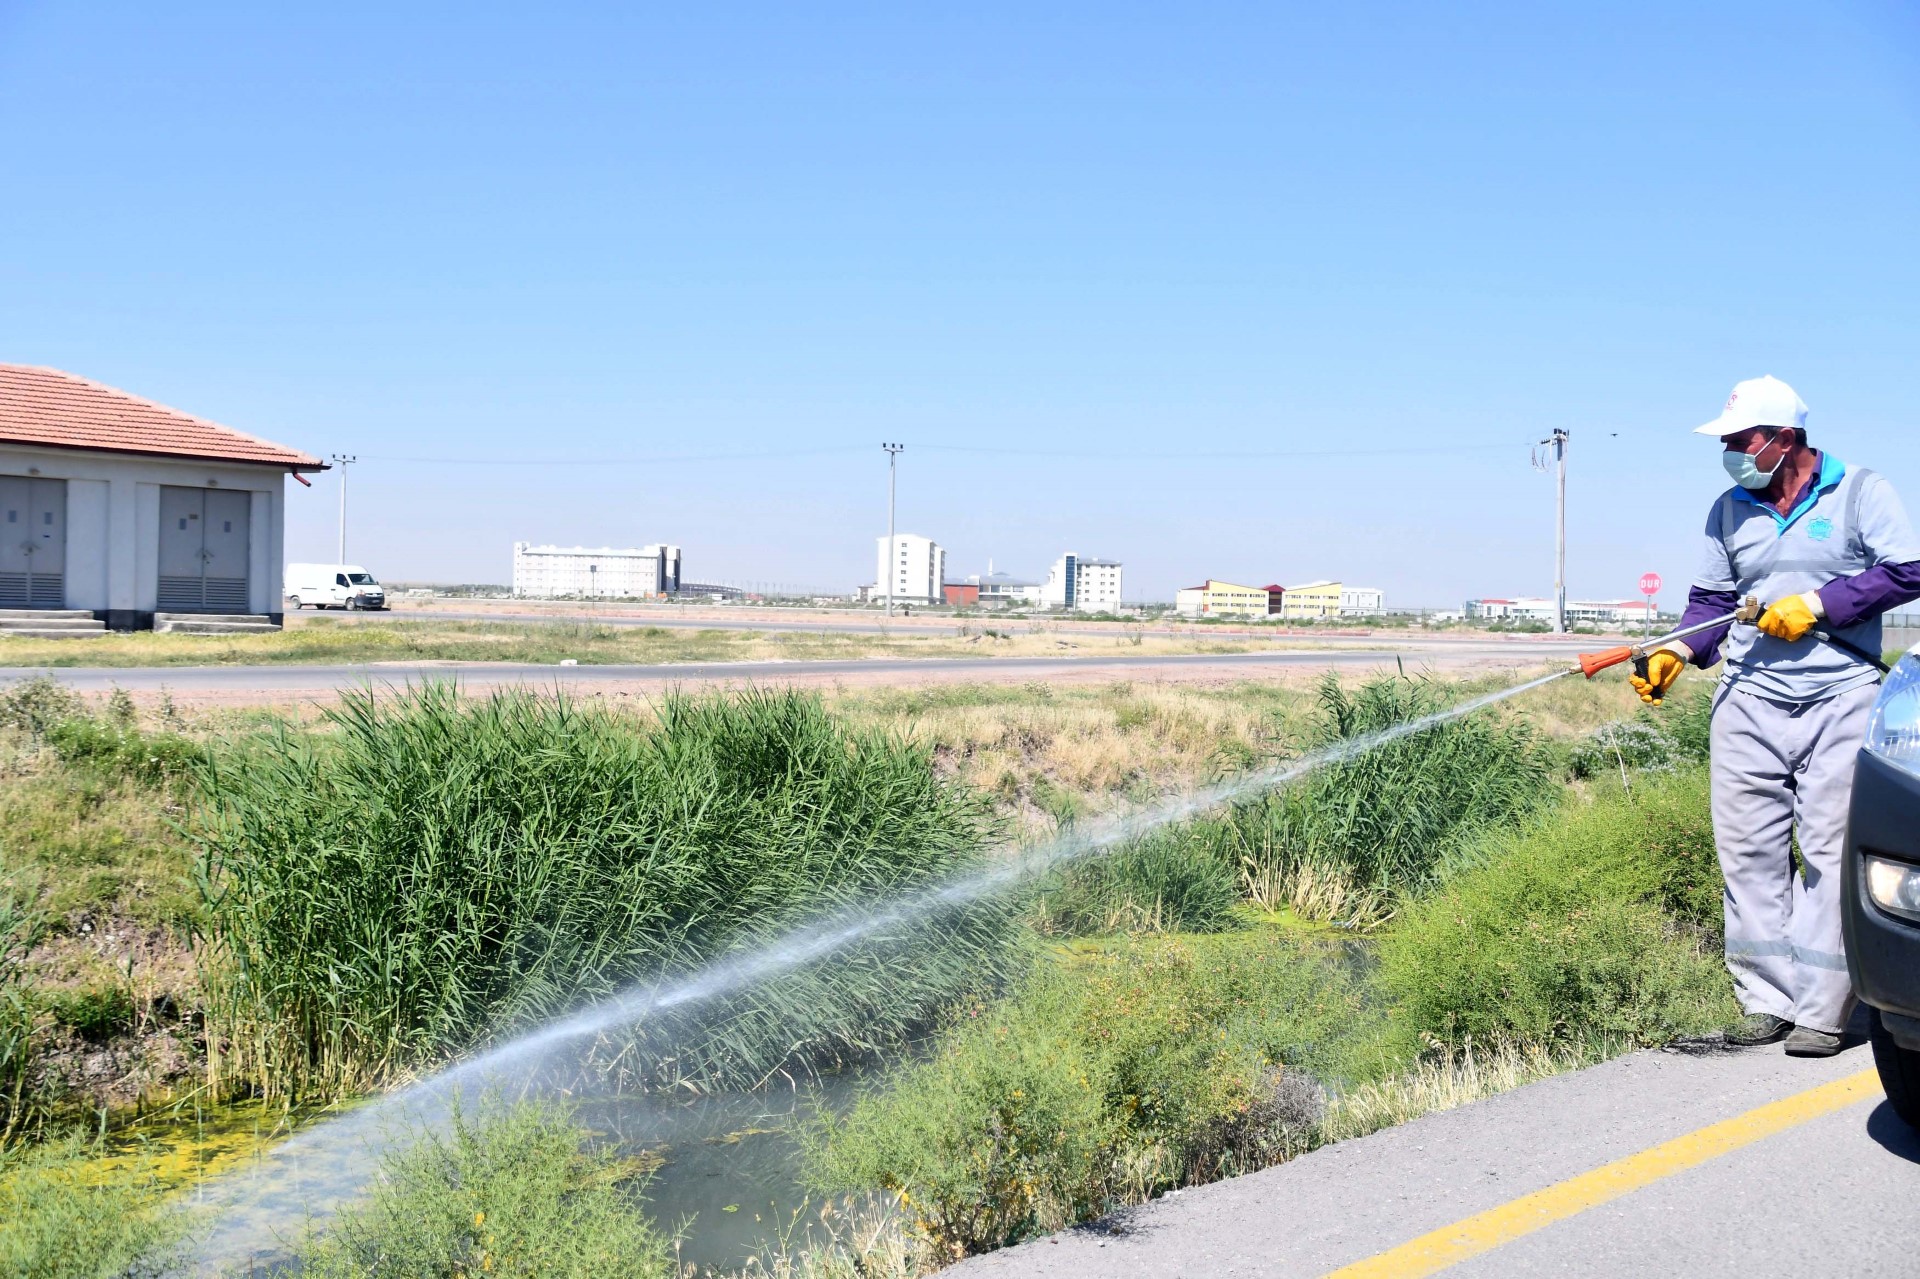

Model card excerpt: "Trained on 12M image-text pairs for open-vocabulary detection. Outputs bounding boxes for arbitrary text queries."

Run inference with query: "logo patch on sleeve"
[1807,516,1834,541]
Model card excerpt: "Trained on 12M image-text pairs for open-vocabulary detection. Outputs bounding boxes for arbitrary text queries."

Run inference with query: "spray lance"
[1572,595,1891,682]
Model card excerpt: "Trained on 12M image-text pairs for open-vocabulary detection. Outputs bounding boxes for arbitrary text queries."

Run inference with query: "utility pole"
[331,454,357,562]
[882,443,904,617]
[1537,429,1569,633]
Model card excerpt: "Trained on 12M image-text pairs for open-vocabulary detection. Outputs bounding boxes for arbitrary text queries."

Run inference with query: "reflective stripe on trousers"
[1710,682,1877,1034]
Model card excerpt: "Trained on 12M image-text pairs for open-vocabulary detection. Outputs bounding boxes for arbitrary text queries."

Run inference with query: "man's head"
[1696,375,1812,491]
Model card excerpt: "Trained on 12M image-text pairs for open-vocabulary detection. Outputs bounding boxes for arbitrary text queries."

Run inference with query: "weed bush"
[1566,720,1676,780]
[292,1097,672,1279]
[1208,674,1555,923]
[810,933,1362,1257]
[43,719,202,786]
[1379,766,1733,1048]
[194,685,1022,1098]
[1566,685,1715,781]
[0,897,43,1142]
[0,677,85,743]
[0,1134,186,1278]
[1032,832,1242,935]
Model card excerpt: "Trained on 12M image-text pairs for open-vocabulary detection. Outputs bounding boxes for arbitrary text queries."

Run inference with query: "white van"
[286,563,388,610]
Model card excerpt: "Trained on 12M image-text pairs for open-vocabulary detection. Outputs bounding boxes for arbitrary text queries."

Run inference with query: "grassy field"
[0,663,1709,1276]
[0,615,1274,667]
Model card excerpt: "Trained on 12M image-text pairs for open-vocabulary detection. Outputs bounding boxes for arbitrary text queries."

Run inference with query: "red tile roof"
[0,365,324,470]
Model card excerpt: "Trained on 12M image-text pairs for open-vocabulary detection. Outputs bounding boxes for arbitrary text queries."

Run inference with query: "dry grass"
[833,680,1317,836]
[1320,1039,1596,1142]
[0,616,1271,669]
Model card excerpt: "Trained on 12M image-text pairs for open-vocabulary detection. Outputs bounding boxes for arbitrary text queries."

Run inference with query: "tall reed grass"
[1205,674,1554,923]
[193,685,1020,1099]
[0,898,43,1143]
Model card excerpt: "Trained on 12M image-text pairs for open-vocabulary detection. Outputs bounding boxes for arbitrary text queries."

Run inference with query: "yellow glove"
[1629,647,1688,706]
[1756,592,1824,642]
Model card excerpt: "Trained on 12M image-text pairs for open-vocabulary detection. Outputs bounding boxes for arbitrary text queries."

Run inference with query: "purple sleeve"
[1678,585,1739,668]
[1816,561,1920,630]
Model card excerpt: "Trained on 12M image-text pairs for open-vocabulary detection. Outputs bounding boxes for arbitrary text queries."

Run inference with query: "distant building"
[964,569,1041,606]
[942,582,979,607]
[1340,585,1386,617]
[1280,580,1344,620]
[1038,553,1125,612]
[875,533,946,606]
[512,542,681,598]
[1175,579,1282,619]
[1467,597,1651,626]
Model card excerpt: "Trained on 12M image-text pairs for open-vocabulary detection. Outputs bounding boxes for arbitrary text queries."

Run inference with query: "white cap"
[1694,375,1808,437]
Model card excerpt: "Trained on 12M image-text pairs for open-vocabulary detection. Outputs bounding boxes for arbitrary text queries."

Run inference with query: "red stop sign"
[1639,572,1662,596]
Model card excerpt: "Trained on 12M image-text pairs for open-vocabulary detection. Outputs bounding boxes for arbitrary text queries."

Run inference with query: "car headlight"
[1866,854,1920,923]
[1865,648,1920,777]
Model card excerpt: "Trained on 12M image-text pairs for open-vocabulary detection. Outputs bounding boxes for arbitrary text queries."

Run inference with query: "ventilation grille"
[158,575,249,612]
[0,572,63,608]
[204,577,249,611]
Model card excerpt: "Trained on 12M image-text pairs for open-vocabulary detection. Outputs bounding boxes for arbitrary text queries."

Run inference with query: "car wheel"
[289,596,302,609]
[1870,1008,1920,1130]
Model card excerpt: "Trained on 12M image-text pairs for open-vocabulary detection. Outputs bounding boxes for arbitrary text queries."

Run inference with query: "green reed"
[192,684,1019,1100]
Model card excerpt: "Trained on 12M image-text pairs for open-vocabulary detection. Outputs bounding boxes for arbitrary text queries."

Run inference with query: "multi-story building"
[1280,580,1345,620]
[1175,579,1283,619]
[512,542,681,598]
[1038,553,1124,612]
[875,533,946,606]
[1340,585,1386,617]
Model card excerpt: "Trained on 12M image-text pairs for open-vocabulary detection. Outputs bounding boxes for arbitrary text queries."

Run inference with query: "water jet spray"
[183,666,1582,1267]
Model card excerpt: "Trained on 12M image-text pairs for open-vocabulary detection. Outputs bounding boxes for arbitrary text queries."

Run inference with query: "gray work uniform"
[1695,454,1920,1033]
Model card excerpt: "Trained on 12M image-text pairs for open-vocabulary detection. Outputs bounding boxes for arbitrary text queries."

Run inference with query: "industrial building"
[1467,597,1653,626]
[875,533,946,605]
[960,568,1040,606]
[1280,580,1386,620]
[511,542,681,598]
[1039,553,1124,612]
[1175,580,1283,619]
[0,364,323,630]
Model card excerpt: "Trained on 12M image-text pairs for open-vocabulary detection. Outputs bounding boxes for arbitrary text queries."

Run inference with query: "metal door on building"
[0,476,67,608]
[158,486,251,612]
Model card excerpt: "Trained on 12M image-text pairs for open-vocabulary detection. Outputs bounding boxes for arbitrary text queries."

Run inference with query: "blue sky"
[3,2,1917,604]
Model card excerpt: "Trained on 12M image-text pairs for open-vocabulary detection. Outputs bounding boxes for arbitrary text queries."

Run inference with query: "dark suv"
[1843,643,1920,1126]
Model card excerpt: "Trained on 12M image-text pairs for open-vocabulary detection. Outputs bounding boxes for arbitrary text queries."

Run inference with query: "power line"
[353,440,1528,466]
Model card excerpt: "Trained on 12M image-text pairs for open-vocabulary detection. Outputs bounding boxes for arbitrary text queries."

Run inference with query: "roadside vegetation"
[0,614,1270,668]
[196,684,1018,1100]
[0,663,1732,1276]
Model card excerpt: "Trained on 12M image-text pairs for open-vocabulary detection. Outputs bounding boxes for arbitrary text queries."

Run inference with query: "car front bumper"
[1844,748,1920,1048]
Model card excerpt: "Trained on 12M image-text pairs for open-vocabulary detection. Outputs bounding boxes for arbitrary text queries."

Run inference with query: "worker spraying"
[1628,376,1920,1057]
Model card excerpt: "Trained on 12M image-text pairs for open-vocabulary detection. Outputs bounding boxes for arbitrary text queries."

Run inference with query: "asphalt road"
[327,605,1600,647]
[0,644,1577,694]
[954,1019,1920,1278]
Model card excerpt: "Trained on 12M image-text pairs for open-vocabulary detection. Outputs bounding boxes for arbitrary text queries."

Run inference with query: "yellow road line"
[1323,1067,1880,1279]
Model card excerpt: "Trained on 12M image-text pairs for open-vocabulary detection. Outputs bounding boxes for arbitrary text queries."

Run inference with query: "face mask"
[1722,436,1783,490]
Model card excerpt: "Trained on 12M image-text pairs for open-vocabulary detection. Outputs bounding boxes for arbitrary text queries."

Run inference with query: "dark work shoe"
[1726,1013,1793,1046]
[1784,1026,1844,1057]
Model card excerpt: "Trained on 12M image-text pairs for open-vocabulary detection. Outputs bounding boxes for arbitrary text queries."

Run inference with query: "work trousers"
[1709,682,1877,1034]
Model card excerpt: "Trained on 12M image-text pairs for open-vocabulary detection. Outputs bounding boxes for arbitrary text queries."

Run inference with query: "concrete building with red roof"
[0,365,325,631]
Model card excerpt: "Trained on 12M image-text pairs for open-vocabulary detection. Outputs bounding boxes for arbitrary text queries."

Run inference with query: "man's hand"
[1756,591,1824,642]
[1630,646,1688,706]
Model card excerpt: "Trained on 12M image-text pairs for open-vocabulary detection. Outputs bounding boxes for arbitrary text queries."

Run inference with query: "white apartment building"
[512,542,681,598]
[1340,585,1386,617]
[875,533,946,605]
[1038,552,1124,612]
